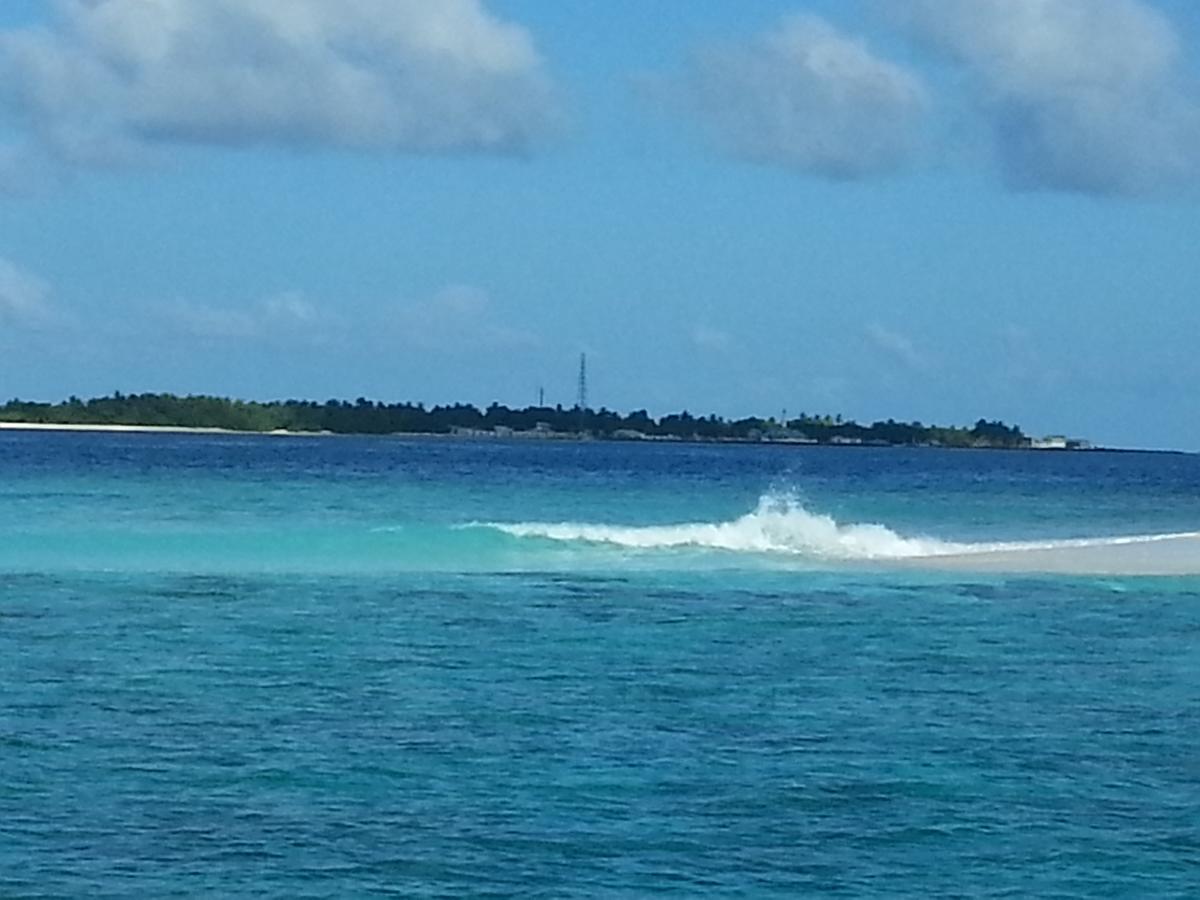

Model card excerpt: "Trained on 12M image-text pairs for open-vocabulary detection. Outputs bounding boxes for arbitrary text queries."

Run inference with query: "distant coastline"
[0,421,315,436]
[0,392,1095,450]
[0,421,248,435]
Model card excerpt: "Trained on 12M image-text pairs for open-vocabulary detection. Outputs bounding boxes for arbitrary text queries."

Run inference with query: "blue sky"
[1,1,1199,449]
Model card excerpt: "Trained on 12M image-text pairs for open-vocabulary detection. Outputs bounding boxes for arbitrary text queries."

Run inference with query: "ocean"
[2,431,1197,897]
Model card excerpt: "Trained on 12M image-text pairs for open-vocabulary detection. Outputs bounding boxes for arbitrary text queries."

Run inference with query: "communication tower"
[576,353,588,412]
[576,353,588,435]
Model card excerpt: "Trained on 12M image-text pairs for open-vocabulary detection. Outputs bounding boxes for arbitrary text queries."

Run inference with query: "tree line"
[0,392,1031,448]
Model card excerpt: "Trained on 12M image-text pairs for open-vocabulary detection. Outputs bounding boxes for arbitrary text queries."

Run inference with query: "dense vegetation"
[0,392,1033,448]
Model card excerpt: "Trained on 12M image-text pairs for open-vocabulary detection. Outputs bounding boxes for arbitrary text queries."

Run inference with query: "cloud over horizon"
[0,0,561,167]
[897,0,1200,195]
[865,322,929,372]
[162,291,336,342]
[395,284,539,352]
[0,257,61,329]
[657,14,928,180]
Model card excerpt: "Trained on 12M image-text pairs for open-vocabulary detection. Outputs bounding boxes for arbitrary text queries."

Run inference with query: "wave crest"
[473,492,1200,563]
[478,493,968,560]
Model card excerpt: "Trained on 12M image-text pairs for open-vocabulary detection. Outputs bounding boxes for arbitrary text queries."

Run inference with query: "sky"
[0,1,1199,449]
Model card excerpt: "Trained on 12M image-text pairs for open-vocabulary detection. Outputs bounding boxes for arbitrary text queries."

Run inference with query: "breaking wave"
[473,492,1200,562]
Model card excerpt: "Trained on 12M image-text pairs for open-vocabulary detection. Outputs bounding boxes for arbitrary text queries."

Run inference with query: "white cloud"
[395,284,538,350]
[659,14,928,179]
[0,0,561,166]
[0,257,60,328]
[897,0,1200,195]
[866,322,928,372]
[160,284,534,351]
[259,291,321,326]
[691,323,735,353]
[163,291,336,341]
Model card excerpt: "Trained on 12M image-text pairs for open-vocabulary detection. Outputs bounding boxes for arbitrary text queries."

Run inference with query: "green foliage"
[0,392,1031,448]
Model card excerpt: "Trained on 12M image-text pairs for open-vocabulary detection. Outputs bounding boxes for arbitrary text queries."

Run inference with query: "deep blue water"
[2,432,1198,896]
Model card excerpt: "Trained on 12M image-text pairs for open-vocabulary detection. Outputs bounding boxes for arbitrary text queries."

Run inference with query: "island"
[0,392,1094,450]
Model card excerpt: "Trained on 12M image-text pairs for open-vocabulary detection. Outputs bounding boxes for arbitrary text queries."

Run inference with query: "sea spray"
[473,491,1200,563]
[475,492,969,560]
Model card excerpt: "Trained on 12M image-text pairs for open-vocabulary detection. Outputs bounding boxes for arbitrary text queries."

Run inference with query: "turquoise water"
[2,432,1198,896]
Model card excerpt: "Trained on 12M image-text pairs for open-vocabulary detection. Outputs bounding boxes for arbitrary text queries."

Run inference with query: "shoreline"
[0,421,312,436]
[0,420,1176,453]
[0,393,1100,450]
[898,533,1200,576]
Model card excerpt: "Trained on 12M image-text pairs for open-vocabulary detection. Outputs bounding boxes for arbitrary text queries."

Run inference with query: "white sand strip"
[0,421,306,436]
[901,534,1200,576]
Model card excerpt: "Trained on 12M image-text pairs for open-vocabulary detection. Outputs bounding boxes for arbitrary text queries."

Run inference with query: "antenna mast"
[577,352,588,412]
[576,352,588,434]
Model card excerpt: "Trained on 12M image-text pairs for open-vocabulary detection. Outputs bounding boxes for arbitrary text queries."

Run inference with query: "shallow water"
[2,432,1198,896]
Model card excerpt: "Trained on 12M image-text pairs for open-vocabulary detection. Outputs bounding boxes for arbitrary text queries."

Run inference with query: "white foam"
[474,492,1200,563]
[478,493,961,560]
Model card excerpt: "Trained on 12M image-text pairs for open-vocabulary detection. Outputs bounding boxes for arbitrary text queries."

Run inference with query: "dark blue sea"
[2,431,1198,896]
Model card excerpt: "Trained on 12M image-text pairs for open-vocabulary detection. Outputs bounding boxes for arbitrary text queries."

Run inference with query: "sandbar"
[903,533,1200,576]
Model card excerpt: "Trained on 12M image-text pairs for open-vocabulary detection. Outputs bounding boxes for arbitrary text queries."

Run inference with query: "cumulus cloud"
[0,257,61,328]
[0,0,560,166]
[897,0,1200,195]
[657,14,928,179]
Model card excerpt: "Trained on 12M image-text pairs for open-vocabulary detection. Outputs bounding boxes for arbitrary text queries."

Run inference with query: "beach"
[910,533,1200,576]
[0,421,302,436]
